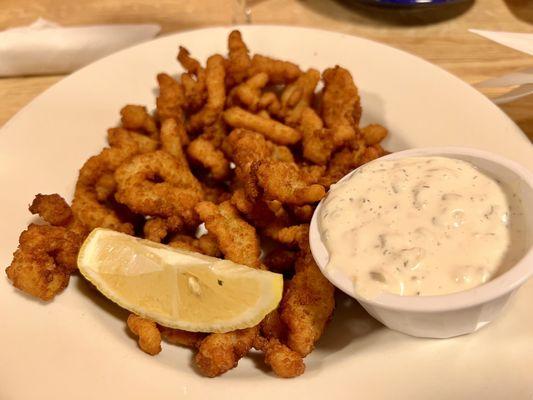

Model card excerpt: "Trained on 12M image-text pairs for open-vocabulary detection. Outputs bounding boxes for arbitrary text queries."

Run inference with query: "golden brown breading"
[187,136,230,180]
[361,123,387,145]
[178,47,207,113]
[108,127,159,154]
[120,105,158,140]
[177,46,201,74]
[114,151,204,226]
[73,141,140,234]
[195,327,258,377]
[228,72,269,111]
[254,336,305,378]
[167,233,221,258]
[263,248,298,274]
[320,138,367,187]
[29,194,72,227]
[156,73,186,122]
[321,66,361,145]
[143,216,183,243]
[188,54,226,131]
[248,54,302,85]
[159,326,206,348]
[264,224,310,248]
[280,69,320,126]
[300,107,336,165]
[127,314,162,356]
[260,309,287,340]
[252,159,326,205]
[6,223,83,301]
[223,107,301,145]
[226,30,252,86]
[280,246,335,357]
[160,118,188,164]
[195,201,261,268]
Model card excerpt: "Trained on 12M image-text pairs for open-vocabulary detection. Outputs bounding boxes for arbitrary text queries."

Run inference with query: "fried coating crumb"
[195,327,258,377]
[127,314,162,355]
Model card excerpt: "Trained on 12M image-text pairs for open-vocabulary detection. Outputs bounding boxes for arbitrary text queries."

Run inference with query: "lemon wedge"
[77,228,283,333]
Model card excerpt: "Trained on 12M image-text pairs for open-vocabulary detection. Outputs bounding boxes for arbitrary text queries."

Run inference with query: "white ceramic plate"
[1,26,532,400]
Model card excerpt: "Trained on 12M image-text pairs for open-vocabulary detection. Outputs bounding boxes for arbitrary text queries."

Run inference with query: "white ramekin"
[310,147,533,338]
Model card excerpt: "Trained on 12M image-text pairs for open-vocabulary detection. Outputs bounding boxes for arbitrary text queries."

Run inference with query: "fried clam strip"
[114,150,204,227]
[188,54,226,132]
[264,224,310,249]
[120,105,159,140]
[300,107,336,166]
[224,129,293,206]
[195,327,259,377]
[230,188,289,229]
[253,336,305,378]
[321,66,362,145]
[187,120,229,180]
[320,139,388,188]
[228,72,269,111]
[168,233,221,258]
[143,216,183,243]
[263,247,298,275]
[108,127,159,155]
[223,107,301,145]
[6,194,86,301]
[252,159,326,205]
[193,200,263,377]
[226,30,252,86]
[187,120,230,181]
[280,69,320,126]
[72,131,144,234]
[195,201,261,268]
[156,73,187,124]
[127,314,162,356]
[361,123,388,146]
[280,242,335,357]
[159,325,206,348]
[178,47,207,113]
[160,117,188,166]
[248,54,302,85]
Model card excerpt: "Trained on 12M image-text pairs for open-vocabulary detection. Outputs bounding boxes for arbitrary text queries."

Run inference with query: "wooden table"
[1,0,532,140]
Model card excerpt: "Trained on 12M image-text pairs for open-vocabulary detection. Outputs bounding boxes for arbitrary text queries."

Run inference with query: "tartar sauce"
[319,156,516,298]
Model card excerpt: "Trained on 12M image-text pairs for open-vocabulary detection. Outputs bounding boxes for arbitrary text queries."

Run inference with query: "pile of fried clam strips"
[5,30,389,378]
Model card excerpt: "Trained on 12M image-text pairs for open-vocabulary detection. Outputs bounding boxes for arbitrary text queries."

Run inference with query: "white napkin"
[470,29,533,104]
[0,18,160,77]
